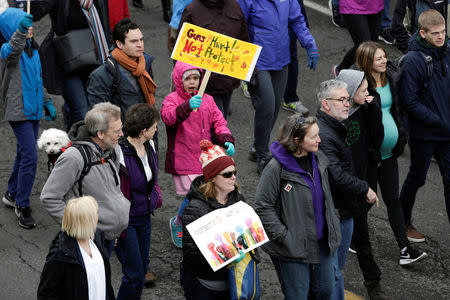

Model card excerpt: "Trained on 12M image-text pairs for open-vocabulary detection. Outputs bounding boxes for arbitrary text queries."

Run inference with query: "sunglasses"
[218,170,237,178]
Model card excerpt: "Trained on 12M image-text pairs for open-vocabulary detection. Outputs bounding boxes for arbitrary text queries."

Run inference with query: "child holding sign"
[161,61,235,248]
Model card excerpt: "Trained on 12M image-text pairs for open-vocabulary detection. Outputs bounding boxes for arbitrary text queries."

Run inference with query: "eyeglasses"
[108,125,123,135]
[326,97,350,104]
[218,170,237,178]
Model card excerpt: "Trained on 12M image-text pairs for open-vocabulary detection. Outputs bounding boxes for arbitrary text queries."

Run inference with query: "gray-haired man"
[41,103,130,254]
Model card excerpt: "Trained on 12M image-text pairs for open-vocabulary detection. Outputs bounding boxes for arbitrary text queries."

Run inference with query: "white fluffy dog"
[37,128,72,170]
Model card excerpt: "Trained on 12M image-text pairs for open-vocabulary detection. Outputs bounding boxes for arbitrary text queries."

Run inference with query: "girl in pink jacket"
[161,61,235,247]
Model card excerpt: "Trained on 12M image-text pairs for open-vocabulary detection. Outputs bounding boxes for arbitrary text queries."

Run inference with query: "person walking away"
[37,196,115,300]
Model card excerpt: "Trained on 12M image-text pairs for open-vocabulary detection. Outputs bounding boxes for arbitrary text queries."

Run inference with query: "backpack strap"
[417,51,433,79]
[105,57,121,96]
[73,144,119,196]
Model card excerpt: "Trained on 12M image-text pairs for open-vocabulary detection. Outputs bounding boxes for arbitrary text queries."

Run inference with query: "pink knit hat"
[199,140,234,181]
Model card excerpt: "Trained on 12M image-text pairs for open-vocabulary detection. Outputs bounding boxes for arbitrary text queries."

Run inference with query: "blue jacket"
[400,33,450,141]
[0,8,47,121]
[237,0,317,71]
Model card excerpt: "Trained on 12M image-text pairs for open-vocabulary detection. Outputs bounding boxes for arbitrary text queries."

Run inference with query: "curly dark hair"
[113,18,139,44]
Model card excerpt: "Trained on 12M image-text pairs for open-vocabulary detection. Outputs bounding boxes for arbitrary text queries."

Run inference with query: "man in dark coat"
[398,9,450,241]
[315,79,381,299]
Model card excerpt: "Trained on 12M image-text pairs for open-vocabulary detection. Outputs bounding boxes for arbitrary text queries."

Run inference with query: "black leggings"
[337,12,382,71]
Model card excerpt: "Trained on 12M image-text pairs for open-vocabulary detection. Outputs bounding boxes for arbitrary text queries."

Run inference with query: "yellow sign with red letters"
[171,23,261,81]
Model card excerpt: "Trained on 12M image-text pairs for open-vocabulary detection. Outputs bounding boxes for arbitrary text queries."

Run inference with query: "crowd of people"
[0,0,448,299]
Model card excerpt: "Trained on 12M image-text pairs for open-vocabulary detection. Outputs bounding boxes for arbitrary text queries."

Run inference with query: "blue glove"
[189,95,202,110]
[224,142,235,156]
[18,14,33,34]
[44,99,57,121]
[306,48,319,71]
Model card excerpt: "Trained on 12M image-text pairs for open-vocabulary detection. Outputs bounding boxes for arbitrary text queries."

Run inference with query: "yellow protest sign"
[171,23,261,81]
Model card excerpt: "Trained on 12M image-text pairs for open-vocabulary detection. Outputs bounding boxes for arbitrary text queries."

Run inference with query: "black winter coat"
[37,231,115,300]
[316,110,369,219]
[179,0,249,95]
[31,0,112,94]
[391,0,448,53]
[181,175,244,280]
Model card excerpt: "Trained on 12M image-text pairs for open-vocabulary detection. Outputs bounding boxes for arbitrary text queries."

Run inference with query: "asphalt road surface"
[0,0,448,299]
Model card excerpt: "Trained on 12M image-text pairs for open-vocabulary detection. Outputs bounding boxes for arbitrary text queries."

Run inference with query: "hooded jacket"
[40,121,130,240]
[316,110,370,219]
[37,231,115,300]
[161,61,234,175]
[400,33,450,141]
[237,0,317,71]
[0,8,49,121]
[179,0,249,95]
[255,142,341,263]
[181,175,244,280]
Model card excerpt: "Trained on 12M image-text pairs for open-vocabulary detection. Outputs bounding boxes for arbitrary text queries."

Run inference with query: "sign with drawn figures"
[186,201,269,272]
[171,23,262,81]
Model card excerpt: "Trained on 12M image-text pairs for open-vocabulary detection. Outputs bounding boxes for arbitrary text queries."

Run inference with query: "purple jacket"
[340,0,383,15]
[119,138,162,217]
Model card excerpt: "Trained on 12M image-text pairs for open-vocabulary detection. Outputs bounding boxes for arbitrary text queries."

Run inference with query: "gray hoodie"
[40,122,130,240]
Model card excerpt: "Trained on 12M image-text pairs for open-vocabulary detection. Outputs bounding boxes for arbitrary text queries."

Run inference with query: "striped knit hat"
[199,140,234,181]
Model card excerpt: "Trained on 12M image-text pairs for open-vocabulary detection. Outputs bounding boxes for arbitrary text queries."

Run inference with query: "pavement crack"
[15,246,41,274]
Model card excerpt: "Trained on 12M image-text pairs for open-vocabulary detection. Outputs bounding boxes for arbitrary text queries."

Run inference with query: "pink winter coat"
[161,61,234,175]
[340,0,383,15]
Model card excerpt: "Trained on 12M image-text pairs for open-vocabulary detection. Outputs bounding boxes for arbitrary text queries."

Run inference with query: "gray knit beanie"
[335,69,365,99]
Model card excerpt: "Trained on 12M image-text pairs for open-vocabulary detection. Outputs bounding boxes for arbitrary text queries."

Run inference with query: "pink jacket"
[340,0,383,15]
[161,61,234,175]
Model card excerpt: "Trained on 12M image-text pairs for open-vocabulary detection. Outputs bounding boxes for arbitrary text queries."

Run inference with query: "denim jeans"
[252,66,289,160]
[400,140,450,224]
[62,74,89,131]
[180,264,230,300]
[116,215,152,300]
[271,239,336,300]
[7,120,39,208]
[331,218,354,300]
[211,91,233,120]
[382,0,392,29]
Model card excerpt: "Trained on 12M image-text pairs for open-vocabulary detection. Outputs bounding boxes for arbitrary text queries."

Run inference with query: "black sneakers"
[2,192,16,208]
[379,28,395,45]
[15,206,36,229]
[328,0,345,28]
[400,246,427,265]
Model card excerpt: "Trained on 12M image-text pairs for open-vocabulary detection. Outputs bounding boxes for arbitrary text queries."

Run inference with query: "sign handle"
[193,69,211,112]
[27,0,30,14]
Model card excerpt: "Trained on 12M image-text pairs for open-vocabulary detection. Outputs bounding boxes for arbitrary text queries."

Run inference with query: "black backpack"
[391,50,434,87]
[104,57,121,97]
[72,144,119,196]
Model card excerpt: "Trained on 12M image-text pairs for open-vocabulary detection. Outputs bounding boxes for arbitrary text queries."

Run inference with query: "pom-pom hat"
[199,140,235,181]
